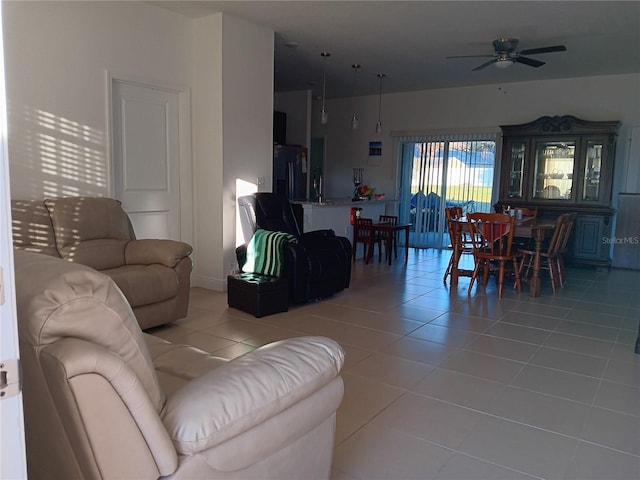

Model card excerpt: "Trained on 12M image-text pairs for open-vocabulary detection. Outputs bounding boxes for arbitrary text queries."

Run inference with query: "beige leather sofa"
[11,196,192,329]
[15,250,345,480]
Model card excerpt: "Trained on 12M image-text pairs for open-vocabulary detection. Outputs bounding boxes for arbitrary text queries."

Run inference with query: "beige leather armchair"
[15,251,344,479]
[11,196,192,329]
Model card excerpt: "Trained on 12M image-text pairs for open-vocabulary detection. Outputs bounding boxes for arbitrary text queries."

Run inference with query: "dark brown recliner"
[236,193,352,304]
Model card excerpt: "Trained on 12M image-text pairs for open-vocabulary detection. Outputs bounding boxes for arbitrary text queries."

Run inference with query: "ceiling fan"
[447,38,567,71]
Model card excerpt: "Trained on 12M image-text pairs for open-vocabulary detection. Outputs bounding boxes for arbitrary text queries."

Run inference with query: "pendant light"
[350,64,360,130]
[320,52,330,124]
[375,73,385,134]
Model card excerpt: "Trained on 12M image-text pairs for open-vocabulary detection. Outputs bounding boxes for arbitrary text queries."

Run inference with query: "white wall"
[191,13,274,290]
[192,14,224,290]
[220,15,274,285]
[4,2,276,292]
[313,73,640,204]
[4,1,193,199]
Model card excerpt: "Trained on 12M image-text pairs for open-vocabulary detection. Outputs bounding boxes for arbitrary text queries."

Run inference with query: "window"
[395,133,497,248]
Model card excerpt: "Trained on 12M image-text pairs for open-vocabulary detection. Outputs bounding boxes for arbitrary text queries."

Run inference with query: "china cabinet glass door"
[583,140,603,201]
[532,140,575,200]
[506,141,525,199]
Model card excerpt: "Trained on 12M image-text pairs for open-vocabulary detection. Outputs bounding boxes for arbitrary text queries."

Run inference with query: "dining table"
[449,216,557,297]
[371,221,412,265]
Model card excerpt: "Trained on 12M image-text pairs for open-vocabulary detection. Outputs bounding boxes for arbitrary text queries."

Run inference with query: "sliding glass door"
[398,135,496,248]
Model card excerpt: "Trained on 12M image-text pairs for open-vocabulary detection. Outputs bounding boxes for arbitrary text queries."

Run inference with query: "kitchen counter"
[293,199,394,248]
[294,197,389,207]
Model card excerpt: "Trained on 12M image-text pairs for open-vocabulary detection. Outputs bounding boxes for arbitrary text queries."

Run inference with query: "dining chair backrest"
[558,213,576,254]
[466,212,516,257]
[444,207,463,245]
[545,214,571,256]
[379,214,398,226]
[354,218,374,241]
[445,207,463,221]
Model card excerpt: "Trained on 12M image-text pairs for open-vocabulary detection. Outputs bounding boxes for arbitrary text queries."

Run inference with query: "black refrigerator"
[273,145,308,200]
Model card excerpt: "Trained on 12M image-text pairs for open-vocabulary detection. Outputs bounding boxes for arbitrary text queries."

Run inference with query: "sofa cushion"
[58,238,129,270]
[103,264,179,307]
[45,197,133,269]
[11,200,58,257]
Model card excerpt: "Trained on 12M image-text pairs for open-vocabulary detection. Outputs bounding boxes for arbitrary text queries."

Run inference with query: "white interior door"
[0,1,27,474]
[111,79,181,240]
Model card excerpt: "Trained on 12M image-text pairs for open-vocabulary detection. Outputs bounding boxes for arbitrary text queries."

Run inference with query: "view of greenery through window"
[401,139,496,248]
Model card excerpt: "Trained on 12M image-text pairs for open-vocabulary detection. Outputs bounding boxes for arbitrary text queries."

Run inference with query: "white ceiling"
[153,1,640,98]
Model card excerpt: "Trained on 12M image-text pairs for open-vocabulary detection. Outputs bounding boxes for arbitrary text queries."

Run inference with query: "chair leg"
[520,253,534,281]
[364,240,371,265]
[482,262,490,287]
[547,259,557,294]
[513,258,522,293]
[557,256,566,286]
[497,261,505,298]
[468,258,482,295]
[443,251,454,283]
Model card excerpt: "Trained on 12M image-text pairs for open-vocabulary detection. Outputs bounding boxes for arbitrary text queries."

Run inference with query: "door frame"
[106,72,193,246]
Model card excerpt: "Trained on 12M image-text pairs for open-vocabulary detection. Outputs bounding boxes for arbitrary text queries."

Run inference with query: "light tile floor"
[149,249,640,480]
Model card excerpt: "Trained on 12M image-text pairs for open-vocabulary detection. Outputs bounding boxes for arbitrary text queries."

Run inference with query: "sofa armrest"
[162,336,344,455]
[42,338,178,477]
[125,239,192,268]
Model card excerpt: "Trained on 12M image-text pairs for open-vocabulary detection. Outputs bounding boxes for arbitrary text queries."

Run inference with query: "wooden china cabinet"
[496,115,620,268]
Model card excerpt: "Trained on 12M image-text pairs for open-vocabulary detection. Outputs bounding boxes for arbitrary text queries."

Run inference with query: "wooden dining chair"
[466,212,522,298]
[353,218,382,264]
[443,206,472,284]
[518,213,571,294]
[556,213,576,287]
[377,214,399,261]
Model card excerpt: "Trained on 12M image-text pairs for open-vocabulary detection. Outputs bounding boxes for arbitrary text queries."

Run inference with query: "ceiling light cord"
[375,73,385,134]
[351,64,360,130]
[320,52,330,124]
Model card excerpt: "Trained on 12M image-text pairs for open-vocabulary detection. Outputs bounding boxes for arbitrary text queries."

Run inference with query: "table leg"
[530,230,543,297]
[387,230,393,265]
[404,226,409,265]
[451,224,462,286]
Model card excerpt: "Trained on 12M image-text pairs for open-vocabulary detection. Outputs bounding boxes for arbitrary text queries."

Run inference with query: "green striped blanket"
[244,229,298,277]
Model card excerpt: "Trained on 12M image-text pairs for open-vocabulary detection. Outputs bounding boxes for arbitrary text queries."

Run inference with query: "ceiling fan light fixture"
[495,58,514,69]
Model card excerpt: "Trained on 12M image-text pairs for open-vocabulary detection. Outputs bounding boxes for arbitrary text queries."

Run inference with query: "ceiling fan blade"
[515,56,545,68]
[472,59,498,71]
[446,54,495,59]
[519,45,567,55]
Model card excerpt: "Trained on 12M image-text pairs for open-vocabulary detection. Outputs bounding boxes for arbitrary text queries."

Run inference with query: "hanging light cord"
[376,73,385,133]
[320,52,330,124]
[377,74,385,119]
[351,64,360,129]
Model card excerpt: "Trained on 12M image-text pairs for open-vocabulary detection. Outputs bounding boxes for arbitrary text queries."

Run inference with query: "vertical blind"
[393,130,498,248]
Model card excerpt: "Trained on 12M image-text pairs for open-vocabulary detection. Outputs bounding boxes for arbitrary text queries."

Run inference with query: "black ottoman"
[227,272,289,318]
